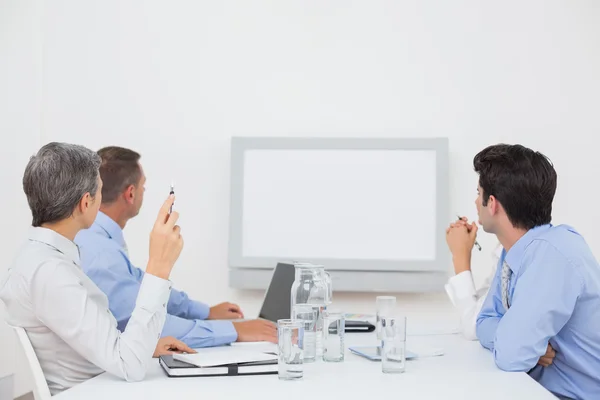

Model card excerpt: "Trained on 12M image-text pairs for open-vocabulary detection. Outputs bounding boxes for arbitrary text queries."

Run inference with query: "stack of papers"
[173,345,278,368]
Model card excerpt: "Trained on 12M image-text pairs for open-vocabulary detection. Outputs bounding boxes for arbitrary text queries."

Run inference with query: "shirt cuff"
[209,321,239,346]
[136,273,172,311]
[188,300,210,320]
[445,270,476,306]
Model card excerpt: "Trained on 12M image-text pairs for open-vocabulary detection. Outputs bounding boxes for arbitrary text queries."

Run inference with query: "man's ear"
[78,192,92,215]
[488,195,499,216]
[123,185,135,205]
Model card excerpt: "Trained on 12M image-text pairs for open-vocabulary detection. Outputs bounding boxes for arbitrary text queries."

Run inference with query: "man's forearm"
[162,315,238,348]
[452,254,471,274]
[187,299,210,320]
[167,289,210,320]
[476,316,501,350]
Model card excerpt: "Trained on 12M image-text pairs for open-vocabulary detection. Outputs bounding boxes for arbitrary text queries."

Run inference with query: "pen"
[456,214,482,251]
[169,182,175,214]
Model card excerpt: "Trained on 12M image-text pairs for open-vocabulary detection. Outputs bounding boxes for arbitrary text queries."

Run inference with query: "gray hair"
[23,142,102,227]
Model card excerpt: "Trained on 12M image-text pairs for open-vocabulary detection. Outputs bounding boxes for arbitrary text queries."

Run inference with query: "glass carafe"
[321,269,333,306]
[290,263,330,307]
[290,263,330,356]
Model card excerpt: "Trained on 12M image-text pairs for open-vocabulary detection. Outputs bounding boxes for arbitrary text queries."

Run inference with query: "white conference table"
[55,332,555,400]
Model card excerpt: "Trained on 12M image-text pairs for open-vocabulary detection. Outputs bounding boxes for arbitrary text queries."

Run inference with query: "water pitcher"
[291,263,331,356]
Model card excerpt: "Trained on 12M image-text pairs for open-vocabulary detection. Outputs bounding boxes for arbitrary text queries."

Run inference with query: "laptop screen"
[258,263,295,322]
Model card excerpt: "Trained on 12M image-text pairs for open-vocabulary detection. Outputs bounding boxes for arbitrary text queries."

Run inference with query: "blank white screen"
[242,149,436,261]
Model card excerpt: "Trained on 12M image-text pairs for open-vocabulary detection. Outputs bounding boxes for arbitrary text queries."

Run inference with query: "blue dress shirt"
[476,224,600,400]
[75,212,238,348]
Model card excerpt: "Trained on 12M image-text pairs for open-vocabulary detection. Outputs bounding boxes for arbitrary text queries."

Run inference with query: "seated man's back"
[478,224,600,399]
[1,231,106,394]
[527,226,600,397]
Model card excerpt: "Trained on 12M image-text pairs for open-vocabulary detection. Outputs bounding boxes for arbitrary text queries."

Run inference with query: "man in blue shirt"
[464,144,600,399]
[75,146,277,348]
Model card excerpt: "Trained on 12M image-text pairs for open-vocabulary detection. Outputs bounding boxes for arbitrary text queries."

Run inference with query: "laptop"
[243,262,296,323]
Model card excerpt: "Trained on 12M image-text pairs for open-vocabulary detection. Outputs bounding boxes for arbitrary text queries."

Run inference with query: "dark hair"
[23,142,101,227]
[473,144,557,230]
[97,146,142,204]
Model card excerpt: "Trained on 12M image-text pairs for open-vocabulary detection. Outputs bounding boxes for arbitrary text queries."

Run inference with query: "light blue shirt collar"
[28,226,81,265]
[93,211,126,250]
[504,224,552,275]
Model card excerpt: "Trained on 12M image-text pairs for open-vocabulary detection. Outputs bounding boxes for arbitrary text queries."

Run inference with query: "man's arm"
[166,286,210,320]
[446,266,495,340]
[85,250,211,330]
[476,262,505,350]
[31,260,170,382]
[85,253,248,347]
[128,259,210,321]
[85,252,161,331]
[162,314,280,347]
[487,241,582,371]
[161,314,237,348]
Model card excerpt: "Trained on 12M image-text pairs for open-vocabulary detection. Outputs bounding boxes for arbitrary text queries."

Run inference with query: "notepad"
[160,355,278,377]
[173,346,278,368]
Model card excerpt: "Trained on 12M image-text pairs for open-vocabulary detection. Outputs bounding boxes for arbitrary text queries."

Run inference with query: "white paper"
[173,346,278,368]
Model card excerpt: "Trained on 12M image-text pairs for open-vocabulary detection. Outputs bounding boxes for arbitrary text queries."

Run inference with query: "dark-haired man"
[470,144,600,399]
[75,146,277,349]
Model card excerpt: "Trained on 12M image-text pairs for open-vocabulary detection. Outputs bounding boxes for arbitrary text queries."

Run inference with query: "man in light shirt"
[75,146,277,348]
[0,143,193,394]
[473,144,600,399]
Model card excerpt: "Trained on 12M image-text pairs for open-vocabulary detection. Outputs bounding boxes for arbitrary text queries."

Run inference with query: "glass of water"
[376,296,397,342]
[322,310,345,362]
[292,304,317,363]
[277,319,304,380]
[381,316,406,373]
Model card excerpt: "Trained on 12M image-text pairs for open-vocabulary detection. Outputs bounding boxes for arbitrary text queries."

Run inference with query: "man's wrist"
[452,254,471,274]
[146,260,170,280]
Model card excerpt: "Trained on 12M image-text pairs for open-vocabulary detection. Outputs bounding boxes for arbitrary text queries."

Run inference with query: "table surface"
[54,332,555,400]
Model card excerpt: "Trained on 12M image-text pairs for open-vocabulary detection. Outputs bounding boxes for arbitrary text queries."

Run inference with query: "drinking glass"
[277,319,304,380]
[381,316,406,373]
[323,311,345,362]
[292,304,317,363]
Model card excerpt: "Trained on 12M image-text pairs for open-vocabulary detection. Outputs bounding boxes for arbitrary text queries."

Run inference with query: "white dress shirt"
[0,227,172,395]
[445,244,502,340]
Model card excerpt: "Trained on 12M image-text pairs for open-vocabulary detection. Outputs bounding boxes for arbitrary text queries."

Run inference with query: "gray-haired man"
[0,142,193,394]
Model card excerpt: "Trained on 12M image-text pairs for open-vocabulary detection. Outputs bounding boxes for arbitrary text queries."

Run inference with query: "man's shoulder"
[545,224,581,238]
[0,245,77,320]
[76,228,120,256]
[529,225,599,272]
[536,225,589,253]
[76,230,130,275]
[9,240,69,277]
[4,243,81,293]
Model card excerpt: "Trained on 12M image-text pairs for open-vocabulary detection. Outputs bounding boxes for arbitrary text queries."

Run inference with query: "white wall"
[0,0,43,396]
[3,0,600,396]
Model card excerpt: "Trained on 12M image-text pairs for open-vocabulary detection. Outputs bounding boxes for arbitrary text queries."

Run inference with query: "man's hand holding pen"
[446,216,479,275]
